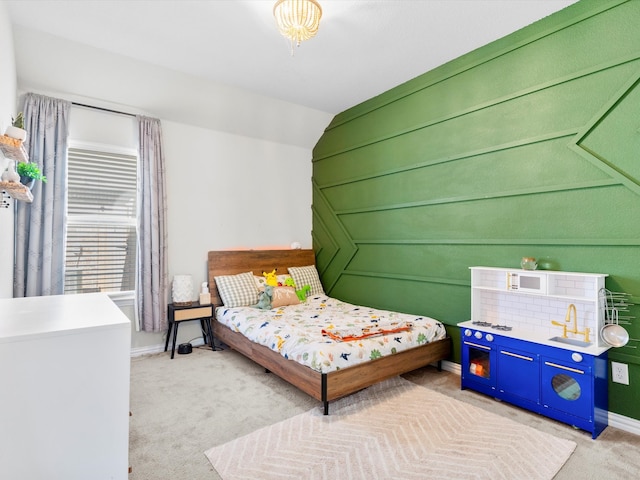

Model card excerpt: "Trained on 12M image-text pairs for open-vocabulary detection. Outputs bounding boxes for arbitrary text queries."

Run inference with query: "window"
[64,147,137,294]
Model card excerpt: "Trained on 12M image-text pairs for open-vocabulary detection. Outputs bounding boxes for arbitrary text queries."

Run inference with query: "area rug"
[205,376,576,480]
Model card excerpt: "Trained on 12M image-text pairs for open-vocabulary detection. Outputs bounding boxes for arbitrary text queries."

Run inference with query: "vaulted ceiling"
[6,0,578,115]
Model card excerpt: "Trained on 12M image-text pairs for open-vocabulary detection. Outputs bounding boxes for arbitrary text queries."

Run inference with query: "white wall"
[163,120,312,279]
[13,25,330,149]
[68,106,137,148]
[0,1,17,298]
[9,24,329,351]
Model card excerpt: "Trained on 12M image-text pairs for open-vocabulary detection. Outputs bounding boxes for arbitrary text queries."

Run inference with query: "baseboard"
[130,338,205,357]
[445,361,640,437]
[440,359,461,375]
[609,411,640,436]
[130,344,165,357]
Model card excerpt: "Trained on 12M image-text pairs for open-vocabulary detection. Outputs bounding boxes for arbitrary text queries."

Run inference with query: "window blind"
[64,147,137,294]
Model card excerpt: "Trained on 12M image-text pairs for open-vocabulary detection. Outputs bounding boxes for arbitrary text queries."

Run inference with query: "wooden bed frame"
[208,249,451,414]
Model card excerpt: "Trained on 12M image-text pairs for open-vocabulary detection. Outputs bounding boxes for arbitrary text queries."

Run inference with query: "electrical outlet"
[611,361,630,385]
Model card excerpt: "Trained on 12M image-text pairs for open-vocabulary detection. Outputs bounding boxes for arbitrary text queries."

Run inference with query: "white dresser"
[0,293,131,480]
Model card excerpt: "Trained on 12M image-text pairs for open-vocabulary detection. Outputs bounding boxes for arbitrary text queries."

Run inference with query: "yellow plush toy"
[263,269,278,287]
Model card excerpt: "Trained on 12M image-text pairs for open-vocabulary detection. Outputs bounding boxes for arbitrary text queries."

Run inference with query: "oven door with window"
[541,358,592,421]
[461,330,496,394]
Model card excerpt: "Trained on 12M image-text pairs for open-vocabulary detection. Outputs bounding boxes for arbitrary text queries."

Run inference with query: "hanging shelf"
[0,134,32,202]
[0,135,28,163]
[0,181,33,203]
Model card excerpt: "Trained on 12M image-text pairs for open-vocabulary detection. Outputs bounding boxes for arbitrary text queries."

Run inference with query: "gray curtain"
[14,93,70,297]
[136,116,168,332]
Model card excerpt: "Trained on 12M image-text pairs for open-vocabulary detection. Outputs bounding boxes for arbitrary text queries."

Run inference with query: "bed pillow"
[271,286,301,308]
[214,272,260,307]
[288,265,325,295]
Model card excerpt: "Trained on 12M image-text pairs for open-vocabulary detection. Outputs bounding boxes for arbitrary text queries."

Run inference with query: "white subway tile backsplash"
[473,290,598,335]
[565,287,584,297]
[471,267,606,346]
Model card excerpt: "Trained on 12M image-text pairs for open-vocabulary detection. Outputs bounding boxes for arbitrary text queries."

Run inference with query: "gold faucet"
[551,319,568,337]
[551,304,590,341]
[566,303,578,334]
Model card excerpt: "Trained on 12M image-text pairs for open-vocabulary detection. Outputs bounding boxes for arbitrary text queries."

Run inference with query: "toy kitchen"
[459,265,633,439]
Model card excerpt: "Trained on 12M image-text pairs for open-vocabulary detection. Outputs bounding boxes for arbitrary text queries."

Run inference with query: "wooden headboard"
[207,249,316,306]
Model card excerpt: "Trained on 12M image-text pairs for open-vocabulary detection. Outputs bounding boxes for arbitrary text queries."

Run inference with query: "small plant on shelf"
[12,112,24,129]
[17,161,46,184]
[5,112,27,141]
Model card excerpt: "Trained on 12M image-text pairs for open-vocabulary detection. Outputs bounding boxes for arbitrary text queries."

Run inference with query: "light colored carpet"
[205,376,576,480]
[129,347,640,480]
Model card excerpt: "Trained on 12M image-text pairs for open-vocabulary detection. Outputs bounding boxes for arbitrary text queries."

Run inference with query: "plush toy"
[295,284,311,302]
[284,277,296,288]
[253,284,274,309]
[263,269,278,287]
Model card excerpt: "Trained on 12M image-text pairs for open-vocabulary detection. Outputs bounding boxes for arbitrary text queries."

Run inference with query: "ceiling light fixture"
[273,0,322,54]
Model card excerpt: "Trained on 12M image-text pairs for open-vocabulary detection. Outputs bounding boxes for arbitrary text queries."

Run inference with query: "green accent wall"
[312,0,640,420]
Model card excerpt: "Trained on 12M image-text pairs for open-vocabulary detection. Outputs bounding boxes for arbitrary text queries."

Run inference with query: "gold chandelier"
[273,0,322,51]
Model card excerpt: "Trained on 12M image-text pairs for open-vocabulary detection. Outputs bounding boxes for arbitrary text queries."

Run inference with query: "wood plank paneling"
[312,0,640,419]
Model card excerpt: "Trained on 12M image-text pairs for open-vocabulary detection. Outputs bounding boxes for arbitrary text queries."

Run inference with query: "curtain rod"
[72,102,136,118]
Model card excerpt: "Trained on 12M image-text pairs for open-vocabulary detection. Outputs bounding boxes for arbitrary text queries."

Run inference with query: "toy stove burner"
[492,324,513,331]
[472,321,493,327]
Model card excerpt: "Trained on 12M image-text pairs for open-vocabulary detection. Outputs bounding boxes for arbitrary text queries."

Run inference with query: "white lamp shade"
[172,275,193,305]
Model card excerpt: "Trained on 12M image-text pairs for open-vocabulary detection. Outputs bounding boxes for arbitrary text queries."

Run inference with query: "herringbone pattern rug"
[205,376,576,479]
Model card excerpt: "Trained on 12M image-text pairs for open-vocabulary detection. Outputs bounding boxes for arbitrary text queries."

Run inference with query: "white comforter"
[215,295,446,373]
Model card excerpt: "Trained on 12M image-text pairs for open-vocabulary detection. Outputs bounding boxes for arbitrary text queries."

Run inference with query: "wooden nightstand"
[165,302,215,359]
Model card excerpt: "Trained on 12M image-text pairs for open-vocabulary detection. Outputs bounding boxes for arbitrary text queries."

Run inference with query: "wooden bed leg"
[322,373,329,415]
[437,360,442,372]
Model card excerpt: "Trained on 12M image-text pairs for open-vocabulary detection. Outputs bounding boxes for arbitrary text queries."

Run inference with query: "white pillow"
[288,265,325,296]
[214,272,259,307]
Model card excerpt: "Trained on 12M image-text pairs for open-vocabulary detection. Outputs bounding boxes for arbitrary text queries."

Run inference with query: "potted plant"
[5,112,27,141]
[17,161,46,190]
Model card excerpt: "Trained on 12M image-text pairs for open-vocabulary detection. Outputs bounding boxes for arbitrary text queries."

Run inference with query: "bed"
[208,249,451,414]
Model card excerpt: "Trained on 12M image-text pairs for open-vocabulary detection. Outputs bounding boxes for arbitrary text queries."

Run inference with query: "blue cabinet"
[461,328,608,439]
[497,346,539,405]
[541,356,592,421]
[538,346,609,438]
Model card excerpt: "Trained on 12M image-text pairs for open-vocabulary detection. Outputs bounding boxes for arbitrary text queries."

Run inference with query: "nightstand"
[165,302,215,359]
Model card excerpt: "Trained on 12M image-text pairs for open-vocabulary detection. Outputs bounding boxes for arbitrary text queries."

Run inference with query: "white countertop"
[458,320,611,356]
[0,293,130,343]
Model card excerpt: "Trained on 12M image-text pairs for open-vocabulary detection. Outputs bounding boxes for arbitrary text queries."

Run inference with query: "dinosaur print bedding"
[215,295,446,374]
